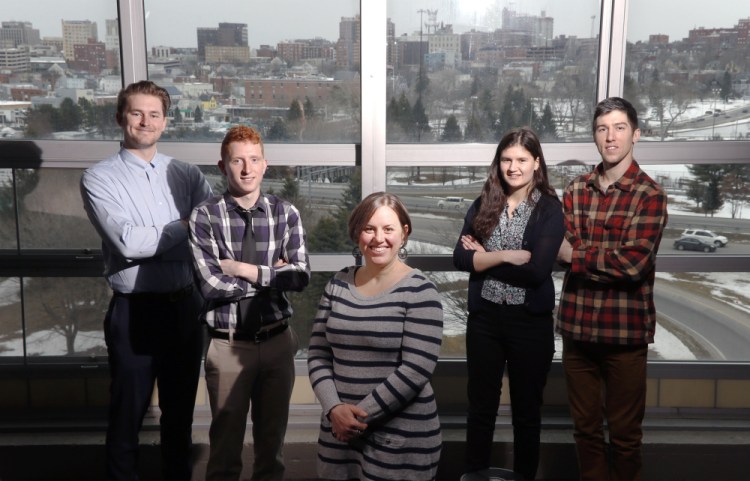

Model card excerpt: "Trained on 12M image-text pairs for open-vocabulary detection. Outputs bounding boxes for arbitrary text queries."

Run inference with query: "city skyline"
[3,0,749,50]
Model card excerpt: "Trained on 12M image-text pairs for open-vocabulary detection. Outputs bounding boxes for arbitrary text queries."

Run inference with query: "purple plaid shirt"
[189,191,310,330]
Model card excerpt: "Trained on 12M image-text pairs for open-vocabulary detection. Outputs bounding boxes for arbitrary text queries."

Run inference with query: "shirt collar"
[119,147,166,171]
[224,191,267,214]
[588,159,641,192]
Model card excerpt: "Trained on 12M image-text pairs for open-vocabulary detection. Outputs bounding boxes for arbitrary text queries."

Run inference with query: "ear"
[217,159,227,176]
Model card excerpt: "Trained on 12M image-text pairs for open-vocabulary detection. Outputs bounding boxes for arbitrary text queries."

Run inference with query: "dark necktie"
[237,208,262,334]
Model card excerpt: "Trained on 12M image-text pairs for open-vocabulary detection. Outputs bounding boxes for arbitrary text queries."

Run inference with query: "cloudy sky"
[3,0,748,48]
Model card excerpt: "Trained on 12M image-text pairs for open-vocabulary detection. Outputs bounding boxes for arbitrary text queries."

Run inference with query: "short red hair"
[221,125,264,161]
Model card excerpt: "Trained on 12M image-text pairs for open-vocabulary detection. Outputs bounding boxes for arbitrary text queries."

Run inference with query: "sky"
[4,0,748,49]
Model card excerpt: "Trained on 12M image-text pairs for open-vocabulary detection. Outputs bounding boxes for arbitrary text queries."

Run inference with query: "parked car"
[681,228,728,247]
[437,196,466,209]
[674,237,717,252]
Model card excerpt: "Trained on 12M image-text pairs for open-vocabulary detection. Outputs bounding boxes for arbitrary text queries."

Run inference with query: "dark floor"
[1,412,750,480]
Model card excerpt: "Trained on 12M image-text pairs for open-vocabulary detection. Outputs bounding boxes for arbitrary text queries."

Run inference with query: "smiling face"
[358,205,408,269]
[594,110,641,170]
[218,140,267,206]
[499,143,539,196]
[117,93,167,153]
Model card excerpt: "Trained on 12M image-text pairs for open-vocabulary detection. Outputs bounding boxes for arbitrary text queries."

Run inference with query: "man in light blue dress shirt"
[80,80,212,480]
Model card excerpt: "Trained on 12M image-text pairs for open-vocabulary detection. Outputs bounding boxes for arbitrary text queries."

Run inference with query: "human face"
[117,93,167,152]
[218,140,267,203]
[499,144,539,196]
[358,205,407,269]
[594,110,640,169]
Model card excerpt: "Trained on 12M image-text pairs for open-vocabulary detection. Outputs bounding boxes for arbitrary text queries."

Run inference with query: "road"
[655,281,750,361]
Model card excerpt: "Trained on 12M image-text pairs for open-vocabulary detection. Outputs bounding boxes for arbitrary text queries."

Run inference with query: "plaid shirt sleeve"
[564,172,668,284]
[189,197,249,302]
[255,200,311,292]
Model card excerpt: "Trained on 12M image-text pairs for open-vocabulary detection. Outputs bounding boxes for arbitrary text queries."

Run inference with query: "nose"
[374,229,385,242]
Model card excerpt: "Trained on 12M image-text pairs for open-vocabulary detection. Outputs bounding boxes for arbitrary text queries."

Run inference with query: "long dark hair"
[472,127,556,240]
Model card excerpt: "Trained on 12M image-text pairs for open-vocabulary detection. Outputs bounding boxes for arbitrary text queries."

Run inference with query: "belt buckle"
[254,330,268,343]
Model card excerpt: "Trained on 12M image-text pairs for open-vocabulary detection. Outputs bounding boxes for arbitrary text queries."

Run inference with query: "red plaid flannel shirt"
[556,160,668,345]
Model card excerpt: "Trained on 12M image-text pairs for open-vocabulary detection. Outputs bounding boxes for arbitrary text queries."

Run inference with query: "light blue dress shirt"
[81,148,212,293]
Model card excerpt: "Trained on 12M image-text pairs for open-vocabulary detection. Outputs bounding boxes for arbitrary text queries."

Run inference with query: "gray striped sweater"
[308,266,444,481]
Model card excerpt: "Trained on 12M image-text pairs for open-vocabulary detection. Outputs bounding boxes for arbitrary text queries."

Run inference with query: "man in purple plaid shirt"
[557,97,667,481]
[189,125,310,481]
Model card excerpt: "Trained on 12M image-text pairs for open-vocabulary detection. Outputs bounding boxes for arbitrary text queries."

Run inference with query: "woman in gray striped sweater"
[308,192,444,481]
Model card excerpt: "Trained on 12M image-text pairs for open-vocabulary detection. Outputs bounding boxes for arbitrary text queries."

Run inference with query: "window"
[0,1,121,141]
[386,0,601,143]
[143,0,361,143]
[625,0,750,142]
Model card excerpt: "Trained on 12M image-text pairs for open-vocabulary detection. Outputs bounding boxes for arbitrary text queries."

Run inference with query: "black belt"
[114,284,193,302]
[209,321,289,343]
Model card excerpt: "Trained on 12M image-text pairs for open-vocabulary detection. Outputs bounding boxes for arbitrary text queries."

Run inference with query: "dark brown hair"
[348,192,412,245]
[472,127,556,240]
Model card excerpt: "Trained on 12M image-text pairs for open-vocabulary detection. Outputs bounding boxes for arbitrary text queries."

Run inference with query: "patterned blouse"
[481,189,541,305]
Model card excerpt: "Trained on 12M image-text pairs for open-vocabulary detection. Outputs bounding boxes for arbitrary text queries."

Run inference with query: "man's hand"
[558,238,573,264]
[220,258,259,283]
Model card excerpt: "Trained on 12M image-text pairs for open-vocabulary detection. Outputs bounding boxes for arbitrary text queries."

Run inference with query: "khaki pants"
[205,327,298,481]
[562,338,647,481]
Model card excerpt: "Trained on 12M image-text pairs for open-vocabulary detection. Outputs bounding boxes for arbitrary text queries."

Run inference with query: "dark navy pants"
[103,287,203,481]
[465,301,555,480]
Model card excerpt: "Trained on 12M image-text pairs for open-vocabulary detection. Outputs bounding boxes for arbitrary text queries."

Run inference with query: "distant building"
[243,76,357,109]
[0,47,30,72]
[205,45,250,64]
[0,21,41,48]
[197,22,248,62]
[71,39,106,74]
[61,20,98,63]
[337,15,360,69]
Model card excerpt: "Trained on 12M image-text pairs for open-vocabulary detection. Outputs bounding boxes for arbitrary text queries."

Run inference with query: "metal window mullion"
[360,0,387,195]
[118,0,148,85]
[596,0,615,100]
[607,0,629,97]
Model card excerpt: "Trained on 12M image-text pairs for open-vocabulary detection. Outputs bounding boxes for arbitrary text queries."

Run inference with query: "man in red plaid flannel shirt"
[557,97,668,481]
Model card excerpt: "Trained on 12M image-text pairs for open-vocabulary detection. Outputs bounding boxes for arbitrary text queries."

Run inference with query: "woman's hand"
[461,235,486,253]
[328,403,369,443]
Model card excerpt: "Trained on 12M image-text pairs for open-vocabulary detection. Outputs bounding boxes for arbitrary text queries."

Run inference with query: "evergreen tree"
[267,117,290,141]
[720,71,732,102]
[688,164,727,216]
[288,98,304,122]
[173,107,182,123]
[194,106,203,123]
[308,169,361,253]
[464,112,483,142]
[304,97,315,120]
[441,114,462,142]
[412,97,430,141]
[537,102,558,141]
[396,92,413,132]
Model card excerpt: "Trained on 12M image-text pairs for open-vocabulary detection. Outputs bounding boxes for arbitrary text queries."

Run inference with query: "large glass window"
[625,0,750,141]
[386,0,602,143]
[23,277,108,358]
[0,1,122,140]
[0,277,23,359]
[143,0,361,143]
[16,168,100,251]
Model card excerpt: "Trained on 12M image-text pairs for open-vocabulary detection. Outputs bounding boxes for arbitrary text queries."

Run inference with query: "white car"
[680,228,728,247]
[437,196,466,209]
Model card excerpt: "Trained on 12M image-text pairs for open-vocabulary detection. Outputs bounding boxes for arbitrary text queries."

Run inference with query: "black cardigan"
[452,193,564,315]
